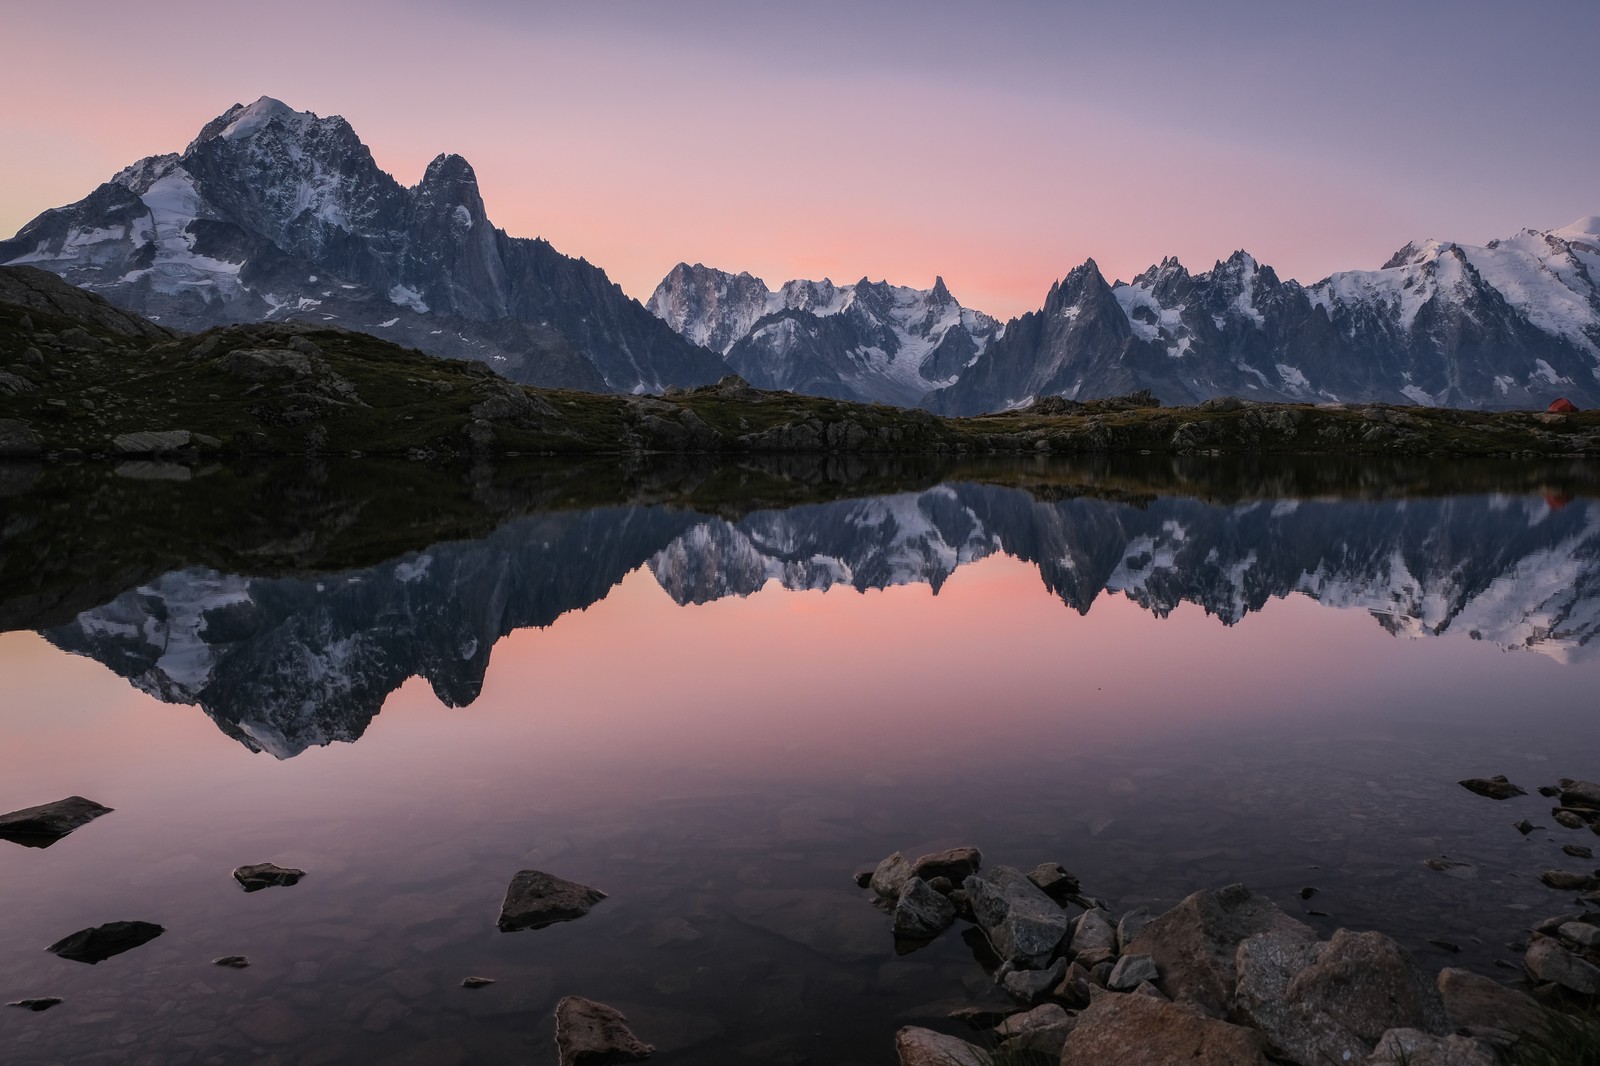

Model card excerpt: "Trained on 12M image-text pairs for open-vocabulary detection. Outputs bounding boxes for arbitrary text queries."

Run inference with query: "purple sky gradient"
[2,0,1594,318]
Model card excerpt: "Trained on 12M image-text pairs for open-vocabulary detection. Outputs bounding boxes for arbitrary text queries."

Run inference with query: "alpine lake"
[3,453,1599,1065]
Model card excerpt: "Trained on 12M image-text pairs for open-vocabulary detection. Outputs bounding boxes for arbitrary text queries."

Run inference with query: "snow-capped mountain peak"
[1,96,726,394]
[647,263,1001,404]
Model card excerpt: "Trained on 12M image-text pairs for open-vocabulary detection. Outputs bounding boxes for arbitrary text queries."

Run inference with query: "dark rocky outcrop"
[0,795,113,847]
[46,921,165,964]
[498,870,607,932]
[554,995,653,1066]
[233,862,306,891]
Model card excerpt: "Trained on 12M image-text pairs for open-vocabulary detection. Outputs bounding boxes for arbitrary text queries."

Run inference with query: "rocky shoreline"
[863,774,1600,1065]
[6,265,1600,464]
[6,763,1600,1063]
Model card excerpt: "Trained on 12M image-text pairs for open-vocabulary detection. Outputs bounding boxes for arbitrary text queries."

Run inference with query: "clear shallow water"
[3,463,1600,1064]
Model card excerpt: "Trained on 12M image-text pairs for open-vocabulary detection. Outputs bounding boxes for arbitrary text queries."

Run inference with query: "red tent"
[1548,398,1579,413]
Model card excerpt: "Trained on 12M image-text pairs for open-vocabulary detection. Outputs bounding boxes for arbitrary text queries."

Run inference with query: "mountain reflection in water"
[34,473,1600,758]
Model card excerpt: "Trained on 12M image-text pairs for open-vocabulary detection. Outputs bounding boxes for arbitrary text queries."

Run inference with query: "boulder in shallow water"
[893,877,956,940]
[1524,936,1600,994]
[1436,967,1548,1040]
[1560,779,1600,811]
[964,865,1072,969]
[46,921,164,964]
[1233,927,1451,1066]
[498,870,607,932]
[1123,883,1314,1017]
[1458,776,1525,800]
[1026,861,1081,900]
[1059,993,1271,1065]
[555,996,653,1066]
[911,846,982,883]
[870,852,914,899]
[233,863,306,892]
[0,796,113,847]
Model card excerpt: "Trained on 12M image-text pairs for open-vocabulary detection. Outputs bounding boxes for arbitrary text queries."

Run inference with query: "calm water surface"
[3,460,1599,1064]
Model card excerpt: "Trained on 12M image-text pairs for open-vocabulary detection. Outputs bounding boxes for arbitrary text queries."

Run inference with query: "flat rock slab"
[234,863,306,892]
[0,796,113,847]
[1459,776,1525,800]
[46,921,165,964]
[555,996,653,1065]
[498,870,607,932]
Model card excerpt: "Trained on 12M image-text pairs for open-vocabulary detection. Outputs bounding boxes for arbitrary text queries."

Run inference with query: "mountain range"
[4,96,1598,411]
[41,484,1600,757]
[0,97,724,393]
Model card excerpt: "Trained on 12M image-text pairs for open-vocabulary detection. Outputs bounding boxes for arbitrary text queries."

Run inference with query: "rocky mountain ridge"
[650,222,1600,414]
[0,97,724,393]
[647,264,1001,405]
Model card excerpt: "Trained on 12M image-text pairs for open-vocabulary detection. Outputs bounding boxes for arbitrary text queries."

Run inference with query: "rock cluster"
[875,844,1557,1066]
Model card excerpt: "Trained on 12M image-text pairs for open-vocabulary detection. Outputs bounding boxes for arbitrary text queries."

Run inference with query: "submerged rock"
[213,956,250,969]
[1122,883,1313,1017]
[1459,776,1526,800]
[0,796,113,847]
[893,1026,990,1066]
[555,996,653,1065]
[46,921,165,964]
[461,976,495,989]
[1059,993,1271,1065]
[964,865,1072,969]
[731,888,886,962]
[233,862,306,892]
[498,870,607,932]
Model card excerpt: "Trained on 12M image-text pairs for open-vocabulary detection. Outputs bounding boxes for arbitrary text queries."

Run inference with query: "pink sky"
[3,2,1594,320]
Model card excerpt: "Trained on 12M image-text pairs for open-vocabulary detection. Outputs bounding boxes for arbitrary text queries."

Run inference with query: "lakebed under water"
[2,456,1598,1064]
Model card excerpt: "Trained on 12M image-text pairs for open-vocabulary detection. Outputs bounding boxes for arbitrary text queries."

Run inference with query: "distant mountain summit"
[925,222,1600,414]
[0,97,725,392]
[5,96,1595,409]
[650,224,1600,414]
[648,264,1001,405]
